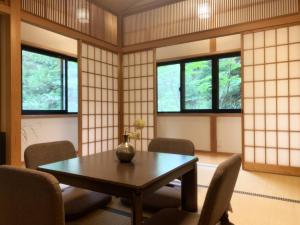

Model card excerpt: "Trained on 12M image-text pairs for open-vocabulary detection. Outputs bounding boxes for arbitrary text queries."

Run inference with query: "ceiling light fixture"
[198,3,210,19]
[76,8,90,24]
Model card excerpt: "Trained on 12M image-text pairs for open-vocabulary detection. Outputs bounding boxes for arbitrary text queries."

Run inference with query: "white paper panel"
[245,147,255,162]
[80,43,119,155]
[243,25,300,171]
[266,148,277,165]
[123,50,155,151]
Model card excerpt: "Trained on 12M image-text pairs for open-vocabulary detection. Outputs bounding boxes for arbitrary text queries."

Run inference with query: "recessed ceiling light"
[76,8,89,24]
[198,3,210,19]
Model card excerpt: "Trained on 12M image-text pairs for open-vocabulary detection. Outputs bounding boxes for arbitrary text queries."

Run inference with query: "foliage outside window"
[157,53,241,113]
[22,46,78,114]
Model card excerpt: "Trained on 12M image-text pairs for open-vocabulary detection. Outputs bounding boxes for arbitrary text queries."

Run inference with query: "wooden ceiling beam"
[0,3,10,15]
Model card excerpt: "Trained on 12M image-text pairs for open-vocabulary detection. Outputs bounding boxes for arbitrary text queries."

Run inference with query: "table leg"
[131,191,143,225]
[181,164,198,212]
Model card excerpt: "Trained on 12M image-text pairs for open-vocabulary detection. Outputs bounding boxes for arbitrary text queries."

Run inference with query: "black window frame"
[157,52,242,114]
[21,45,78,115]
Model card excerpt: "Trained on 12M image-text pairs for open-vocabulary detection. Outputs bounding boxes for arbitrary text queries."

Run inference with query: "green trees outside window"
[157,53,241,113]
[185,60,212,110]
[157,64,181,112]
[219,56,241,110]
[22,46,78,114]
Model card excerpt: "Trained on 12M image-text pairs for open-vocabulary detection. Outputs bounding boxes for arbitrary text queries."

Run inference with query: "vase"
[116,134,135,163]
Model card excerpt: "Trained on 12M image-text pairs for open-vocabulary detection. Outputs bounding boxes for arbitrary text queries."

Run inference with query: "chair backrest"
[0,166,65,225]
[148,138,195,156]
[24,141,76,169]
[198,154,241,225]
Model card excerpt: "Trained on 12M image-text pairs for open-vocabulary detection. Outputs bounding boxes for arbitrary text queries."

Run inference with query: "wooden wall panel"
[123,50,156,151]
[22,0,118,45]
[242,24,300,175]
[0,0,9,5]
[123,0,299,46]
[80,42,119,156]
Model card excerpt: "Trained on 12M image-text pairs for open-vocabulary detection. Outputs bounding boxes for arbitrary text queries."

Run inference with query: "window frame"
[21,45,78,115]
[157,52,242,114]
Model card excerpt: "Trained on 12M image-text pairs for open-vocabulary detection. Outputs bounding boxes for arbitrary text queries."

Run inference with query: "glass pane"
[185,60,212,110]
[157,64,181,112]
[67,61,78,113]
[22,50,63,111]
[219,56,241,109]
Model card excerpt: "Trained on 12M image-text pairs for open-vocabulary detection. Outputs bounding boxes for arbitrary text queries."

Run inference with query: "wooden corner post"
[6,0,21,166]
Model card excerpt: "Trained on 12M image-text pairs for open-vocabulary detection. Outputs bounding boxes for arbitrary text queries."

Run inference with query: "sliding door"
[123,50,156,151]
[79,42,119,156]
[243,25,300,175]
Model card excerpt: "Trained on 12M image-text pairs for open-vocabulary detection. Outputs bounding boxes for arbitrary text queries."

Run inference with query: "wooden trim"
[122,14,300,53]
[210,115,217,152]
[243,162,300,177]
[6,0,21,166]
[118,53,123,143]
[210,38,217,53]
[153,48,157,139]
[0,2,10,15]
[21,114,78,119]
[156,48,241,64]
[77,40,82,157]
[21,11,120,53]
[157,113,242,117]
[21,40,77,59]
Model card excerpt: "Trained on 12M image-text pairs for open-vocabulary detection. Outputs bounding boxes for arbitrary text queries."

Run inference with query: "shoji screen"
[123,50,155,151]
[80,42,119,156]
[243,25,300,175]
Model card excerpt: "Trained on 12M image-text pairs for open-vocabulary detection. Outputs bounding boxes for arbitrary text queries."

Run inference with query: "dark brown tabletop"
[38,151,198,225]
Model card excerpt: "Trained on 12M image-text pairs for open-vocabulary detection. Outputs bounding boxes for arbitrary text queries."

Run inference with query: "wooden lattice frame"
[243,24,300,171]
[80,42,119,156]
[123,50,156,151]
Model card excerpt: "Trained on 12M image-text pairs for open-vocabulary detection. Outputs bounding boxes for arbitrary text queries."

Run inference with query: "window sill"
[21,114,78,119]
[157,113,242,117]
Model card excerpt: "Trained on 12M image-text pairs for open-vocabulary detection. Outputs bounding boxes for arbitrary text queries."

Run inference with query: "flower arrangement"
[127,119,145,140]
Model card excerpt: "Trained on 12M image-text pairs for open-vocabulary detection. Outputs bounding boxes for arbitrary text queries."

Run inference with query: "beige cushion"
[0,166,65,225]
[145,208,200,225]
[24,141,112,220]
[63,187,112,221]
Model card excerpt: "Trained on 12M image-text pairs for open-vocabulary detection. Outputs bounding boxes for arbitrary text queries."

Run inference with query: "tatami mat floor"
[69,153,300,225]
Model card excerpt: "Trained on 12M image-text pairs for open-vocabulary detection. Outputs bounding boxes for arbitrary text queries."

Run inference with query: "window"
[157,53,241,113]
[22,46,78,114]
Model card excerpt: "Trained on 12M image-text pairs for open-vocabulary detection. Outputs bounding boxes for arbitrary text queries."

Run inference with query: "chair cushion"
[63,187,112,221]
[144,208,200,225]
[121,186,181,211]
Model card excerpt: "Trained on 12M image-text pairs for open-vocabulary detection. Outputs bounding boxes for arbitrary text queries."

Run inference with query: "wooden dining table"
[38,151,198,225]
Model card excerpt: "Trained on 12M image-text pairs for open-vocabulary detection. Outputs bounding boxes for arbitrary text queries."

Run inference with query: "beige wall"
[21,22,77,56]
[157,116,211,151]
[21,23,78,161]
[156,35,242,153]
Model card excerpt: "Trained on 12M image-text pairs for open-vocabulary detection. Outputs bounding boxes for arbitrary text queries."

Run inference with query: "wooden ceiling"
[93,0,183,15]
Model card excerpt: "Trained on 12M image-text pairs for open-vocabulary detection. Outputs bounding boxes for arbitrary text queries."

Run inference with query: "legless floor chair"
[0,166,66,225]
[144,154,241,225]
[24,141,111,220]
[121,137,195,211]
